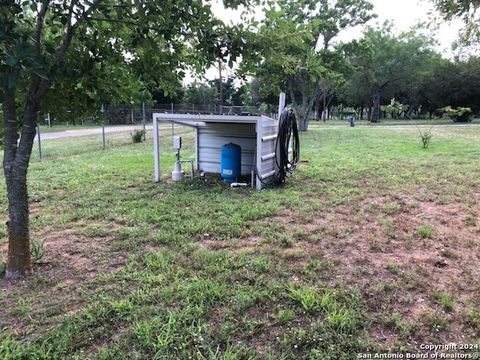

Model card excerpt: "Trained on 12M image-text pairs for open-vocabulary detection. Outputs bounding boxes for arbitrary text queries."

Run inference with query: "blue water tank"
[221,143,241,183]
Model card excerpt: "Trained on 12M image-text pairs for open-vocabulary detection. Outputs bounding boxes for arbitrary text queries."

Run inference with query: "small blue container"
[221,143,241,183]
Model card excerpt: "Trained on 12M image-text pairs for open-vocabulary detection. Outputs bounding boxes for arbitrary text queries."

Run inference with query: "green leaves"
[431,0,480,45]
[5,55,17,67]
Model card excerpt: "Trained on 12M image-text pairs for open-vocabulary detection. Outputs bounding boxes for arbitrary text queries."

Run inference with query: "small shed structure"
[152,113,280,190]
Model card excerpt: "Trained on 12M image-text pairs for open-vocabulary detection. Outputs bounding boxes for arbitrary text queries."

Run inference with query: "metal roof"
[153,113,269,126]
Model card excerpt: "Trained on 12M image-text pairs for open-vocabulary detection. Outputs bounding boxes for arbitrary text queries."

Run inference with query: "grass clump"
[287,285,361,333]
[466,308,480,335]
[464,213,477,227]
[280,234,294,248]
[432,291,454,312]
[276,308,296,325]
[417,225,434,239]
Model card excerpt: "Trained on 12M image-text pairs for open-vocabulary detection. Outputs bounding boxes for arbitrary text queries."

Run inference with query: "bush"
[440,106,473,122]
[417,126,433,149]
[131,129,145,143]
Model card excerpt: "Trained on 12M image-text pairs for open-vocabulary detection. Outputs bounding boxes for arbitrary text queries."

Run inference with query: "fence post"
[36,123,42,161]
[102,125,106,150]
[142,102,146,140]
[170,102,175,137]
[153,115,160,182]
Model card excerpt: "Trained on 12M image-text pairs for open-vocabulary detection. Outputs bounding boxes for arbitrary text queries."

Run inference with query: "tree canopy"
[240,0,375,130]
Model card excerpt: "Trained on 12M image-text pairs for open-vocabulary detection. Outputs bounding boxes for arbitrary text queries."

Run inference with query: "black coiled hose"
[275,108,300,185]
[257,108,300,187]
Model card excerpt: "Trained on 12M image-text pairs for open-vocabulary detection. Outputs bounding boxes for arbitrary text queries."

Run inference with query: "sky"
[186,0,465,83]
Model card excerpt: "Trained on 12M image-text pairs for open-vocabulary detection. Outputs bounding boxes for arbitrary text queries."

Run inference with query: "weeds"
[131,129,146,143]
[280,234,294,248]
[464,213,477,227]
[417,126,433,149]
[466,308,480,335]
[30,240,45,263]
[276,308,295,325]
[417,225,434,239]
[432,291,454,312]
[287,285,320,313]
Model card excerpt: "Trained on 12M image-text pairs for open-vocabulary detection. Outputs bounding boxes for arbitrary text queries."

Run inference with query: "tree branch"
[16,0,104,169]
[34,1,50,56]
[2,88,18,177]
[35,0,103,101]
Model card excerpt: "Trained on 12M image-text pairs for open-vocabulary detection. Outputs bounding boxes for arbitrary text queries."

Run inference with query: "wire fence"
[32,103,277,162]
[33,122,194,162]
[39,104,277,128]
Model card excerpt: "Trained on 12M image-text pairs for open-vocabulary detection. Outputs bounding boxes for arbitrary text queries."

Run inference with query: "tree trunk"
[5,173,31,279]
[321,93,327,121]
[406,99,417,119]
[371,90,381,123]
[314,96,321,121]
[3,88,38,279]
[297,102,310,131]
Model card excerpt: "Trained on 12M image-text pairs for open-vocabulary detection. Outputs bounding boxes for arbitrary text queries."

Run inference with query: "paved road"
[37,124,157,141]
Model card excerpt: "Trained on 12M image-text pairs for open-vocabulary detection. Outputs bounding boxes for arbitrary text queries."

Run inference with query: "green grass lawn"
[0,124,479,359]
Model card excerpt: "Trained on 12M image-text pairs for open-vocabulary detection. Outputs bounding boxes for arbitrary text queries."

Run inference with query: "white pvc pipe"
[278,92,286,119]
[153,116,160,182]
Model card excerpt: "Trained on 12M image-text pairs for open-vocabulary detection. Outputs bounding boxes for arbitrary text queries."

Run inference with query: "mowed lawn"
[0,123,479,359]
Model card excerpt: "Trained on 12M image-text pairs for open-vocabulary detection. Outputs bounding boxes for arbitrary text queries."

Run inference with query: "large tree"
[241,0,375,130]
[421,56,480,114]
[340,26,439,122]
[0,0,249,279]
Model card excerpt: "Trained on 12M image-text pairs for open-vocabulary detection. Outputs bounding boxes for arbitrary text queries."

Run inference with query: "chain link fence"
[33,122,194,162]
[32,103,278,161]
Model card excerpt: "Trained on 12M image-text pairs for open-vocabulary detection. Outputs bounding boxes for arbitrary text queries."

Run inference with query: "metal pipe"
[153,116,160,182]
[102,125,106,150]
[36,123,42,161]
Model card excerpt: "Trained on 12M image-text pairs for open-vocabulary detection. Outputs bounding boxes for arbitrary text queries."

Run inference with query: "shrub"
[417,225,434,239]
[131,129,146,143]
[417,126,433,148]
[440,106,473,122]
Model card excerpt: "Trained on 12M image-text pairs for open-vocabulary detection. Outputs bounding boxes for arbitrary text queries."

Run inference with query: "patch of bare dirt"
[0,225,128,338]
[308,193,480,345]
[225,192,480,347]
